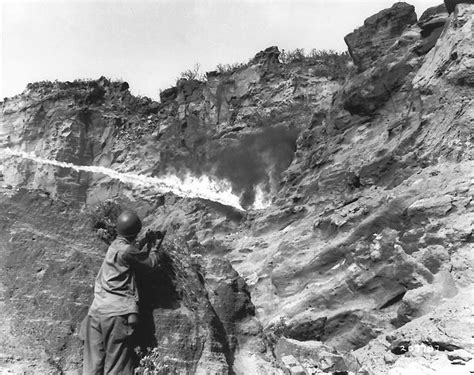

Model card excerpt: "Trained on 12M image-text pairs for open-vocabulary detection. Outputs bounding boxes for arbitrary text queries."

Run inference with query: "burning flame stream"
[1,148,248,210]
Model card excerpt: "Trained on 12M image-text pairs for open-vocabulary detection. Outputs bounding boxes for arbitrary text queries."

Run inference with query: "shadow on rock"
[135,251,180,350]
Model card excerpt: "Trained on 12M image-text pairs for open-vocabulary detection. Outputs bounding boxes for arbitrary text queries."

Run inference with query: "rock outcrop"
[416,4,449,55]
[0,191,257,374]
[344,2,417,71]
[0,2,473,374]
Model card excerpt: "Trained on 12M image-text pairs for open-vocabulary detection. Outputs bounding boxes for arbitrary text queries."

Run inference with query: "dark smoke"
[155,124,299,209]
[208,125,298,208]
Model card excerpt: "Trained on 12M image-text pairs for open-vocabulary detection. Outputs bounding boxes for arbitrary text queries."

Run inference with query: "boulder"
[344,2,417,71]
[159,86,178,103]
[415,4,449,55]
[334,2,426,120]
[252,46,281,66]
[418,4,449,35]
[395,271,458,326]
[395,285,436,326]
[419,245,450,274]
[341,57,414,115]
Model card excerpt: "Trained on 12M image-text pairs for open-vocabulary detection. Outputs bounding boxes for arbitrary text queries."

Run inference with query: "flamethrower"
[144,229,167,252]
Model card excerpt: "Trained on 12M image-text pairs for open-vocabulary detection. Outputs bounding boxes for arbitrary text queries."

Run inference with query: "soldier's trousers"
[81,314,137,375]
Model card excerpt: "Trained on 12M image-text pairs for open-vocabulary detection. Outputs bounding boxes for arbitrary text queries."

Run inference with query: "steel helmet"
[116,211,142,238]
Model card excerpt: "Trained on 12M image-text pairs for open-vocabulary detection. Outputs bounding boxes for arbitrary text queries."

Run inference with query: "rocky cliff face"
[1,2,473,374]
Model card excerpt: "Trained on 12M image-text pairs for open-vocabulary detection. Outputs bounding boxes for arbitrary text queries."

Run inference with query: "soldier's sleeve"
[121,244,159,271]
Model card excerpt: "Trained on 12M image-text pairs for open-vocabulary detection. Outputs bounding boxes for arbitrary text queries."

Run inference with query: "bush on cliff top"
[280,48,351,78]
[175,48,351,84]
[176,63,207,82]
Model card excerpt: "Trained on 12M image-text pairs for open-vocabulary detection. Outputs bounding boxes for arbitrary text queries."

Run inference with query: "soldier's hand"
[154,230,165,240]
[145,229,157,244]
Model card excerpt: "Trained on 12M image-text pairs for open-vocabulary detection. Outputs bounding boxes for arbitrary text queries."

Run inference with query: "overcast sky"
[1,0,442,100]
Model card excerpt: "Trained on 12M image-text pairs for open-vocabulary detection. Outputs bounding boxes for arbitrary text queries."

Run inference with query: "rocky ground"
[0,1,473,374]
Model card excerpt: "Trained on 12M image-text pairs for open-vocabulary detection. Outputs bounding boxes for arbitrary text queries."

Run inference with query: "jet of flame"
[253,184,272,210]
[1,148,246,210]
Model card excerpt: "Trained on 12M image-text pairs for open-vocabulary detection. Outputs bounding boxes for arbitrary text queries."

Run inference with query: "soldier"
[82,210,164,374]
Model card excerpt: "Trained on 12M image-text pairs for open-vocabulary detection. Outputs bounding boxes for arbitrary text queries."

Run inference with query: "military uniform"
[82,236,159,375]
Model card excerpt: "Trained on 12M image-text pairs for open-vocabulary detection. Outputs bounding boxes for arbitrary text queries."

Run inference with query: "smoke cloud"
[207,125,298,208]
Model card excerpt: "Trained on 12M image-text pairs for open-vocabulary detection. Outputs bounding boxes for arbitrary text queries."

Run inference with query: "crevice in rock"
[283,317,327,341]
[209,307,236,375]
[423,340,461,352]
[379,290,406,309]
